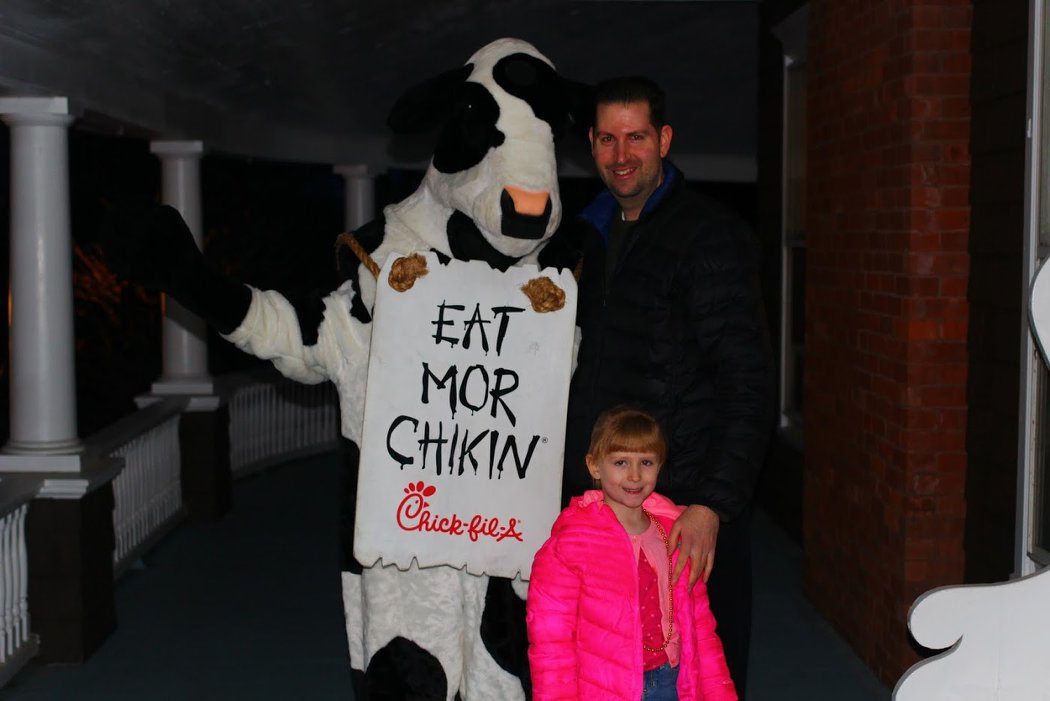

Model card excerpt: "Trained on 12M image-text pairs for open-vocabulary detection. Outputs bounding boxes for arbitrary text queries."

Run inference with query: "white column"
[0,98,82,467]
[334,164,375,231]
[149,140,213,396]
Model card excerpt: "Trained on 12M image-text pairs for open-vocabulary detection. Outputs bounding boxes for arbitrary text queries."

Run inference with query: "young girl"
[527,406,737,700]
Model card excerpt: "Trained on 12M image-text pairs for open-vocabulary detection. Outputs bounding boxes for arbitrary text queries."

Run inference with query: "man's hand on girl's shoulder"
[670,504,720,588]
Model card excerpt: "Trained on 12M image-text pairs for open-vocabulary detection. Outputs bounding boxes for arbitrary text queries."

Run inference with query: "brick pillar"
[27,483,117,662]
[179,403,232,521]
[804,0,971,685]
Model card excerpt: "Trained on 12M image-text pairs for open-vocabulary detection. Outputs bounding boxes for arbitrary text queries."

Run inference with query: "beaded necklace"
[640,508,675,653]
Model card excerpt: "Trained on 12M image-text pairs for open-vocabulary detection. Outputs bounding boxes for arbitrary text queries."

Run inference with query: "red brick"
[940,318,968,340]
[912,186,942,207]
[896,318,940,340]
[906,408,942,431]
[930,253,970,274]
[907,474,940,495]
[940,230,969,251]
[940,275,968,297]
[935,451,967,473]
[911,6,950,29]
[922,119,971,141]
[941,53,972,74]
[905,253,936,274]
[932,207,970,229]
[941,364,968,386]
[910,51,943,74]
[941,98,971,121]
[906,383,966,407]
[909,231,941,250]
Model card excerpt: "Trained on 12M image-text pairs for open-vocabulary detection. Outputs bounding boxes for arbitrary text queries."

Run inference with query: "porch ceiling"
[0,0,757,175]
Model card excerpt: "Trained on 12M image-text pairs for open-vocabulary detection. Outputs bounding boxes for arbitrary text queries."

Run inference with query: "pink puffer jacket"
[527,490,737,700]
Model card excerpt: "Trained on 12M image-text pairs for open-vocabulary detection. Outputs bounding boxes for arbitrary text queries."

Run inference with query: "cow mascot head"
[341,38,581,320]
[104,37,585,701]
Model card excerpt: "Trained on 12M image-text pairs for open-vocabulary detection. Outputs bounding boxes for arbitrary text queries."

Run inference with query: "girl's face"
[585,450,662,518]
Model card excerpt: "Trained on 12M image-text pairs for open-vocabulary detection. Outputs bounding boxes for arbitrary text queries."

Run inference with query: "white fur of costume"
[223,38,562,700]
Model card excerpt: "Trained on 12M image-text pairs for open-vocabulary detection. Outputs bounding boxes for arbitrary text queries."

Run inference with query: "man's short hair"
[593,76,667,129]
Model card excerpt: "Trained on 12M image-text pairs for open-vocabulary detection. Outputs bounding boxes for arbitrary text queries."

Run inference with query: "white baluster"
[8,509,17,651]
[16,505,28,647]
[1,512,13,662]
[9,509,19,659]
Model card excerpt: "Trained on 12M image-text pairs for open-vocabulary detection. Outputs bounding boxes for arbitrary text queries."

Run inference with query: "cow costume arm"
[223,282,367,388]
[102,202,361,388]
[102,203,252,335]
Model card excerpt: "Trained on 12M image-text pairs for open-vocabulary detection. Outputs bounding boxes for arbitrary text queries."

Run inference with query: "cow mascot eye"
[428,82,505,175]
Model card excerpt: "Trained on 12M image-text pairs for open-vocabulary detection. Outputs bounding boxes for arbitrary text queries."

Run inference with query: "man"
[563,76,774,697]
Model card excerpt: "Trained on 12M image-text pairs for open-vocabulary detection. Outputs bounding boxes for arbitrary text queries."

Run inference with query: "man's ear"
[562,78,595,139]
[587,127,595,146]
[659,125,673,158]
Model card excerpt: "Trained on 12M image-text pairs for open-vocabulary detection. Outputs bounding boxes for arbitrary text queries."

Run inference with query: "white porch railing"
[0,369,340,690]
[222,369,340,478]
[86,397,188,577]
[79,368,340,577]
[0,478,40,687]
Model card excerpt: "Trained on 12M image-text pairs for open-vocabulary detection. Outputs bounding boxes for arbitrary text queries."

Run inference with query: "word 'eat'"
[431,302,524,356]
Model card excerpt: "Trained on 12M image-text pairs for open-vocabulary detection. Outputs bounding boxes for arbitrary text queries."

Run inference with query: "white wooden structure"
[895,566,1050,699]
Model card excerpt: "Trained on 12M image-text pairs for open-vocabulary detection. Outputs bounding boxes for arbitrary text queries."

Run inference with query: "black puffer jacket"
[563,162,774,521]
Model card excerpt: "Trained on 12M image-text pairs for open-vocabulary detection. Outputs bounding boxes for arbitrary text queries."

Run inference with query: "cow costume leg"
[343,567,531,700]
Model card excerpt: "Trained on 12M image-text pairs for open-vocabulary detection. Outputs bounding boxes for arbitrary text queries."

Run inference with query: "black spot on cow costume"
[105,38,585,699]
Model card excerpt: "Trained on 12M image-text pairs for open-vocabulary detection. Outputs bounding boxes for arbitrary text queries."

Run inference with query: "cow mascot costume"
[105,38,583,699]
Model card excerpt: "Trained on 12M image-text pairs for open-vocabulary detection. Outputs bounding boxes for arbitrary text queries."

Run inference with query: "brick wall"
[804,0,972,684]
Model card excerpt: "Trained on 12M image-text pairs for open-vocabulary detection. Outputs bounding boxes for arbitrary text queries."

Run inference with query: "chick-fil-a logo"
[396,481,523,543]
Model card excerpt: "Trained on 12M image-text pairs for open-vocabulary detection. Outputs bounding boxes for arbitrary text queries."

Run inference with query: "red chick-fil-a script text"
[396,481,523,543]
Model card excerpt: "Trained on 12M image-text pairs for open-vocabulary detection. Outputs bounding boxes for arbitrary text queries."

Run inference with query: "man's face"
[589,100,673,220]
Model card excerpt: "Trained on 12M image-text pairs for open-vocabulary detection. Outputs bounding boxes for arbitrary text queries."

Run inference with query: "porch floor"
[3,451,890,700]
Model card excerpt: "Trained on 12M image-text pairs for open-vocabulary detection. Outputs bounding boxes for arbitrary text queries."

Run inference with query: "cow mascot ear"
[489,52,593,142]
[386,58,590,138]
[559,77,595,140]
[386,64,473,134]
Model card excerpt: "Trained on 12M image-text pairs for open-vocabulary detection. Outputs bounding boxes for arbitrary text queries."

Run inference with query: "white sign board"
[354,253,577,580]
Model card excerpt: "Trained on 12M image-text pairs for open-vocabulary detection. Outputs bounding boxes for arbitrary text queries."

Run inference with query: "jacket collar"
[580,159,681,241]
[574,489,683,521]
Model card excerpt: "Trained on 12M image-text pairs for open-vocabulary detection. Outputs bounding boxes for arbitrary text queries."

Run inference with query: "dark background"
[0,128,756,444]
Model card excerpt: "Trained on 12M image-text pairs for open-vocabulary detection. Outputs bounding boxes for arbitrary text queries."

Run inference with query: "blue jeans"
[641,662,679,701]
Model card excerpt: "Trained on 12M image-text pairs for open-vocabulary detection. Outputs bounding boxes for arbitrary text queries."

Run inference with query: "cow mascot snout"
[103,38,585,700]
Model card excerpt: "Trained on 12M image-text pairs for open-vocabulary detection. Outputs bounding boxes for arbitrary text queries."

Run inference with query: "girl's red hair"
[587,405,667,463]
